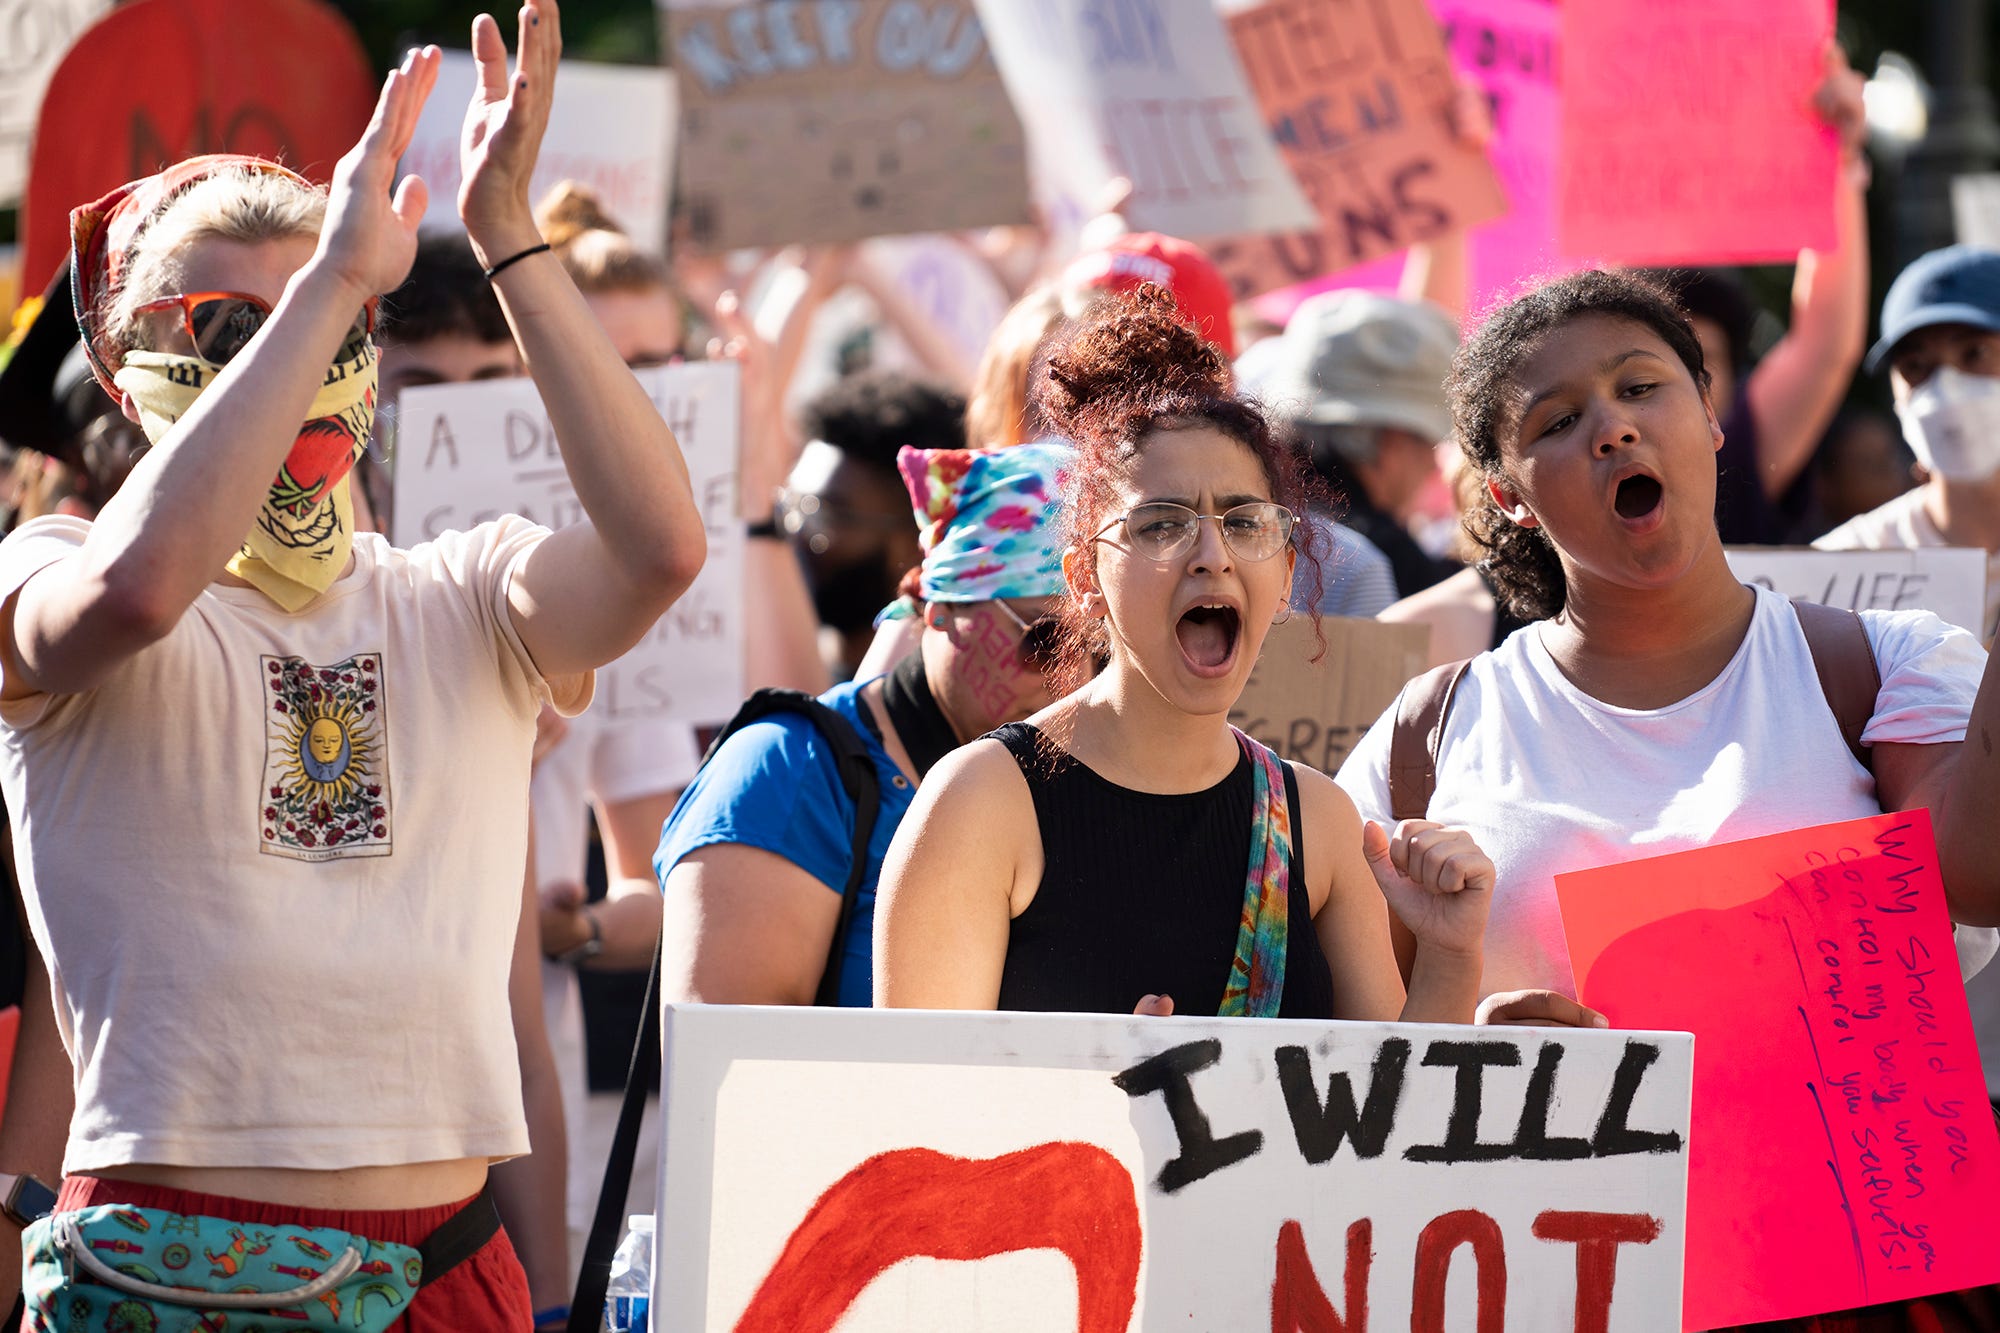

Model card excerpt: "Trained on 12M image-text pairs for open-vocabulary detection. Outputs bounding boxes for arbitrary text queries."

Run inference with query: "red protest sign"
[1557,0,1837,266]
[1555,811,2000,1330]
[1212,0,1508,303]
[19,0,375,295]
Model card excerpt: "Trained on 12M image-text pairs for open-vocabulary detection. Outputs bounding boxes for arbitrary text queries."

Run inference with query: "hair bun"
[534,180,625,249]
[1032,283,1231,445]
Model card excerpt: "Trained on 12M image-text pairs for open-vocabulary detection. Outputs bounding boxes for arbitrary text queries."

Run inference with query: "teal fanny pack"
[22,1184,497,1333]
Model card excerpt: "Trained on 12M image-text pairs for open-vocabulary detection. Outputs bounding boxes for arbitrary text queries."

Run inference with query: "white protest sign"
[658,1005,1692,1330]
[0,0,112,205]
[1725,546,1989,638]
[973,0,1317,245]
[390,361,743,723]
[401,51,676,248]
[1951,173,2000,250]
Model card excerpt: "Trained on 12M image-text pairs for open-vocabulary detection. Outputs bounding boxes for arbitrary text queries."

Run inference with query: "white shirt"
[1336,585,1995,999]
[1815,485,2000,641]
[0,517,590,1172]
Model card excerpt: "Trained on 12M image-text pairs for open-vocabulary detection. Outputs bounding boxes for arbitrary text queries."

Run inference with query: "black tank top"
[990,723,1337,1018]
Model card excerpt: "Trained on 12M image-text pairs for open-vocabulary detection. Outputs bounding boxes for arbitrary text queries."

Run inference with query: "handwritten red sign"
[1555,811,2000,1330]
[1557,0,1837,265]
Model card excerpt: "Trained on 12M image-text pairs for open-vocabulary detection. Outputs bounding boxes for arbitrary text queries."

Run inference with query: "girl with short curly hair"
[873,286,1495,1021]
[1338,269,2000,1050]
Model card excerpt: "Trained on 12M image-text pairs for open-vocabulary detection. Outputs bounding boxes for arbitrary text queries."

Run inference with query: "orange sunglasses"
[134,291,378,367]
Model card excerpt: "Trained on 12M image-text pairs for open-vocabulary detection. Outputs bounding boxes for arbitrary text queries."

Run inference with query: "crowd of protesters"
[0,4,1996,1330]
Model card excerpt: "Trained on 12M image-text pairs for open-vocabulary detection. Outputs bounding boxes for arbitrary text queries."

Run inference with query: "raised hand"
[459,3,562,260]
[315,46,441,302]
[1361,818,1493,960]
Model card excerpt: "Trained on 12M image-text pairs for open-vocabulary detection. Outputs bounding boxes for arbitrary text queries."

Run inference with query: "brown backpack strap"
[1387,659,1473,822]
[1790,598,1881,774]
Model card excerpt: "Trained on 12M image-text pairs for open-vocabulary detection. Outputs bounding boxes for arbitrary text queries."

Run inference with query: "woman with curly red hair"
[872,287,1495,1021]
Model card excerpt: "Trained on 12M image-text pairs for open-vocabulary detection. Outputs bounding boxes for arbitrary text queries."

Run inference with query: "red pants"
[41,1174,534,1332]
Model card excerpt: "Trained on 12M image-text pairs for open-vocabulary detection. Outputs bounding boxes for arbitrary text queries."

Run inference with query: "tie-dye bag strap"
[1219,727,1292,1018]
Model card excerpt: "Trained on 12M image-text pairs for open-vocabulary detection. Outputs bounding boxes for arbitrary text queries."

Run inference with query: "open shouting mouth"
[1175,601,1242,678]
[1612,470,1666,531]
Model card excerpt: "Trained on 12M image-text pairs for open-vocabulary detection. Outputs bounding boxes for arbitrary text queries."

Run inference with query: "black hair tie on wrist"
[483,242,551,282]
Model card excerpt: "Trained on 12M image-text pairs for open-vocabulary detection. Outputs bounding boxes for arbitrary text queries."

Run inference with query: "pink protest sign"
[1556,812,2000,1330]
[1557,0,1837,266]
[1251,0,1565,329]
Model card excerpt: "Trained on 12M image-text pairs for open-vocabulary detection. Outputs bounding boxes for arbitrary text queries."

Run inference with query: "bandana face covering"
[115,340,378,610]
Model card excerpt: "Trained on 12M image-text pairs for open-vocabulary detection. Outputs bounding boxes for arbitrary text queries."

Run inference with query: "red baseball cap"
[1061,232,1236,358]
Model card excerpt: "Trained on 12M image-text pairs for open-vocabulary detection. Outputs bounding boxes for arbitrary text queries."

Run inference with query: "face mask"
[807,555,902,636]
[1895,364,2000,483]
[115,341,378,610]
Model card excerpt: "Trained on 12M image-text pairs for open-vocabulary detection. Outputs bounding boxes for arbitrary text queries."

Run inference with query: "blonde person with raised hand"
[873,287,1493,1022]
[0,4,709,1328]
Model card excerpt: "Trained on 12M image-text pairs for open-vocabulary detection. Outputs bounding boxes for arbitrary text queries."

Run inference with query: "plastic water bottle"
[603,1214,654,1333]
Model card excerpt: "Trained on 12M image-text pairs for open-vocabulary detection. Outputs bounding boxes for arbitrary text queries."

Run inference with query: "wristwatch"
[551,906,603,966]
[0,1172,56,1226]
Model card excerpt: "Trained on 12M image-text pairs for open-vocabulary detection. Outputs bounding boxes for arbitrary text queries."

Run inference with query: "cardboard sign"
[1556,813,2000,1329]
[1210,0,1508,303]
[401,51,676,251]
[18,0,375,296]
[0,0,112,207]
[1557,0,1838,266]
[975,0,1316,246]
[1724,546,1990,640]
[1249,0,1567,330]
[1230,617,1429,776]
[390,362,744,724]
[657,1005,1691,1329]
[662,0,1031,251]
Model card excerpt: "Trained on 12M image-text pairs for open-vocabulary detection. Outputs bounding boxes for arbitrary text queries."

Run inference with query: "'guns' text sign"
[658,1005,1692,1330]
[390,361,743,724]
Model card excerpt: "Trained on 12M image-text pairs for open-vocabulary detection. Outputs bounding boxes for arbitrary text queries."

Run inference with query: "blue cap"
[1867,245,2000,373]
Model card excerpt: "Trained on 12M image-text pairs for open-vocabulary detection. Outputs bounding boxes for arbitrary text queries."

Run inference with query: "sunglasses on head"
[1096,500,1297,563]
[134,291,378,367]
[988,598,1064,672]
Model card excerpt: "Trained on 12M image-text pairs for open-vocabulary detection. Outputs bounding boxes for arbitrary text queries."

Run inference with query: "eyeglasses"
[1096,501,1297,563]
[134,291,378,367]
[988,598,1064,671]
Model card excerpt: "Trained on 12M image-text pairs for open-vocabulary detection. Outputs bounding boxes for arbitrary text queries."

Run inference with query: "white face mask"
[1896,364,2000,483]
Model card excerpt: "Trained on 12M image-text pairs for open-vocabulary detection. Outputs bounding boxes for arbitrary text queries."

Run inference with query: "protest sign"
[1950,173,2000,250]
[1209,0,1508,302]
[18,0,375,296]
[390,362,744,724]
[0,0,112,207]
[401,51,675,251]
[1249,0,1566,329]
[1556,812,2000,1329]
[975,0,1316,246]
[658,1004,1692,1329]
[1558,0,1838,266]
[662,0,1031,251]
[1724,546,1990,639]
[1230,617,1428,776]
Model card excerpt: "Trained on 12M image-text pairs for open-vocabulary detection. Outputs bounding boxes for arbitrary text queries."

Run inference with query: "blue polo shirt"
[653,677,915,1007]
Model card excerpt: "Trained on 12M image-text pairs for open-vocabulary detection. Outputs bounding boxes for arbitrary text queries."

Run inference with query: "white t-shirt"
[1815,485,2000,641]
[529,705,699,1255]
[0,516,591,1173]
[1336,585,1995,999]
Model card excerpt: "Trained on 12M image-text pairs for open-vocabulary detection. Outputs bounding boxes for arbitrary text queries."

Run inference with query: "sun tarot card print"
[260,652,392,861]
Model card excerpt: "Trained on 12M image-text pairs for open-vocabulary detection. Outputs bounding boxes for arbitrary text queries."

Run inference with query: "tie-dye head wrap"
[897,440,1073,604]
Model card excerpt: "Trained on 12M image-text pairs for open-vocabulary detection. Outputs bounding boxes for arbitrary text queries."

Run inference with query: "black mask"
[807,556,902,637]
